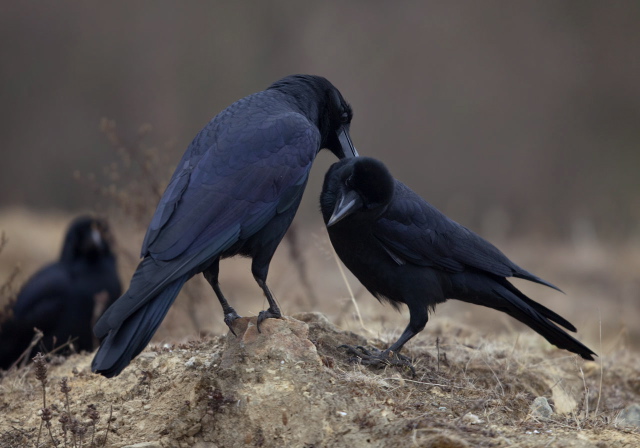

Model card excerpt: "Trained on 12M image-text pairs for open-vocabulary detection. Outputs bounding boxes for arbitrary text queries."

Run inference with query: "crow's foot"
[224,311,242,337]
[256,307,282,333]
[338,345,416,376]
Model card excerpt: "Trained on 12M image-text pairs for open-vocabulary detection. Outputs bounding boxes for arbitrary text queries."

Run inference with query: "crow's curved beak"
[91,228,102,247]
[338,127,358,159]
[328,189,363,226]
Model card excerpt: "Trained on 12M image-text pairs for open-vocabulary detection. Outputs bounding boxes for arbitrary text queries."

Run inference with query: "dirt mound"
[1,312,638,447]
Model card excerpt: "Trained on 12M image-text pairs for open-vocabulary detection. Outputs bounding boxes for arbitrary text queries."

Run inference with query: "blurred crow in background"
[0,216,121,370]
[92,74,358,377]
[321,157,596,372]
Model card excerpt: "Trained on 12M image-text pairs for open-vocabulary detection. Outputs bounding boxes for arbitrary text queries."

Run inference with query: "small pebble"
[462,413,483,424]
[618,403,640,427]
[187,423,202,436]
[185,357,197,368]
[530,397,552,419]
[430,386,445,396]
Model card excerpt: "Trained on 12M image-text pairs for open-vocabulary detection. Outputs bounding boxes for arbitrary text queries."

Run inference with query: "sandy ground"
[0,313,639,447]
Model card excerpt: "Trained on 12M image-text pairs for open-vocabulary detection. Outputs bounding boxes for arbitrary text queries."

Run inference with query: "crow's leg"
[203,260,241,336]
[340,305,427,376]
[250,207,302,332]
[251,258,282,332]
[340,345,416,375]
[254,276,282,332]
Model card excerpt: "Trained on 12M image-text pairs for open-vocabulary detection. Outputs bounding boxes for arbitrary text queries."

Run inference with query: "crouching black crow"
[0,216,121,369]
[320,157,595,372]
[92,75,357,377]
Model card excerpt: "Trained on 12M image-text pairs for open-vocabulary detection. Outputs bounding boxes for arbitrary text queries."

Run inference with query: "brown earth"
[1,312,639,448]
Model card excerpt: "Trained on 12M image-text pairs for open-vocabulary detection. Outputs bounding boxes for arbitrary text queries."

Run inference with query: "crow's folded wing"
[12,264,69,328]
[374,181,558,290]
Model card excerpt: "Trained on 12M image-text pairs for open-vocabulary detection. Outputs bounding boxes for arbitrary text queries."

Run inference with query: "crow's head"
[269,74,357,159]
[60,216,114,264]
[321,157,394,227]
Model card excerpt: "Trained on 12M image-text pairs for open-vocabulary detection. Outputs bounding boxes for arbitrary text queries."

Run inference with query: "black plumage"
[320,157,595,370]
[92,74,357,377]
[0,216,121,369]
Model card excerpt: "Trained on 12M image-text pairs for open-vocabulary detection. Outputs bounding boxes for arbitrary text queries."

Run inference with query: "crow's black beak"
[338,127,358,159]
[328,190,363,226]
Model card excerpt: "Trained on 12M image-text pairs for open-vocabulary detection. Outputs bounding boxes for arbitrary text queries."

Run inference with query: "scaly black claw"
[338,344,416,376]
[224,311,241,337]
[337,344,361,357]
[256,307,282,333]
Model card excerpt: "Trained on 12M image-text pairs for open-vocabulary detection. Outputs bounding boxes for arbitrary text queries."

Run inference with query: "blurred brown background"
[1,2,638,355]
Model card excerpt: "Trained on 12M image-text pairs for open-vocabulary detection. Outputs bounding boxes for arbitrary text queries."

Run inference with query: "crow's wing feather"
[374,181,526,278]
[142,104,319,261]
[12,264,70,325]
[94,225,241,339]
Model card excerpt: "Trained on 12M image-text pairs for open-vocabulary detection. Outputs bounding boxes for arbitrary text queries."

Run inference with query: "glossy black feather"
[321,157,595,361]
[0,216,121,370]
[93,75,356,377]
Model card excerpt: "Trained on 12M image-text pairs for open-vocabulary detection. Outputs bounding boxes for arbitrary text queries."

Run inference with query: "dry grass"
[1,312,637,447]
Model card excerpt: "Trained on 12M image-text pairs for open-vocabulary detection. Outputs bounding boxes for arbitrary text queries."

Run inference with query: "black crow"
[320,157,595,371]
[92,74,357,377]
[0,216,121,369]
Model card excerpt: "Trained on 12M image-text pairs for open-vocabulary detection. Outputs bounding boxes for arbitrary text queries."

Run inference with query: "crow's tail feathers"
[495,286,596,360]
[459,276,596,361]
[497,278,576,331]
[91,275,188,378]
[513,269,563,294]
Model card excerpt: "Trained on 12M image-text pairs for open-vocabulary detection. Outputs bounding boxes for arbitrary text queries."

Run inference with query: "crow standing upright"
[92,75,357,377]
[321,157,595,370]
[0,216,121,369]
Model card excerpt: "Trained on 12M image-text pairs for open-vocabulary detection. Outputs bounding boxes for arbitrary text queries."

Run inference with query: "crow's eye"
[340,112,350,123]
[345,175,353,187]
